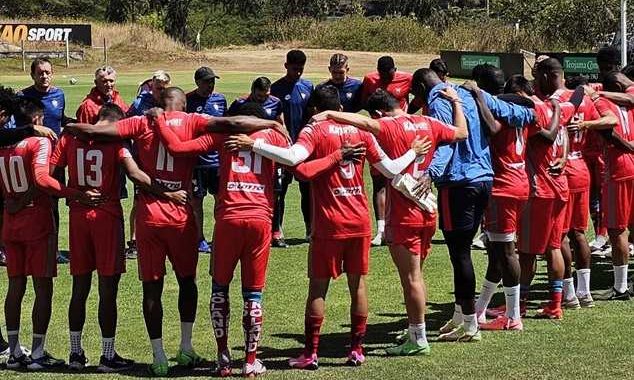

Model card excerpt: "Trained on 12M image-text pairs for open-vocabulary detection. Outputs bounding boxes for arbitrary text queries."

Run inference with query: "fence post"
[21,39,26,72]
[104,37,108,65]
[65,37,70,68]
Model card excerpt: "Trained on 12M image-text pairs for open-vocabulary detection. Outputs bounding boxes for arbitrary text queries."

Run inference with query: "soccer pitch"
[0,70,633,379]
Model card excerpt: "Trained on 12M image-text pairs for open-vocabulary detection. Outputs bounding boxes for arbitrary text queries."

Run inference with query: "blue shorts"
[438,181,492,232]
[193,167,219,198]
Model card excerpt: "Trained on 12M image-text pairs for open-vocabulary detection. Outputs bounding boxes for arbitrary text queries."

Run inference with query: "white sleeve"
[372,144,417,179]
[252,139,310,166]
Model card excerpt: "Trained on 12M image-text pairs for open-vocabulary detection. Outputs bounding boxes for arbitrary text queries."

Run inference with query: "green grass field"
[0,70,633,379]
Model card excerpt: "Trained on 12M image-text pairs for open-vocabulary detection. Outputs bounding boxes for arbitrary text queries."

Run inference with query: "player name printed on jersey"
[332,185,363,197]
[328,124,358,135]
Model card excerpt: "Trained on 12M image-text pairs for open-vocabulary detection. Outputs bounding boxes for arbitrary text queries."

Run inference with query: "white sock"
[7,330,22,357]
[463,314,478,334]
[102,337,115,360]
[408,323,427,346]
[151,338,168,364]
[475,279,498,317]
[377,220,385,234]
[613,264,629,293]
[451,304,463,325]
[31,333,46,360]
[562,277,576,302]
[504,285,521,320]
[180,322,194,352]
[576,269,591,297]
[70,330,83,354]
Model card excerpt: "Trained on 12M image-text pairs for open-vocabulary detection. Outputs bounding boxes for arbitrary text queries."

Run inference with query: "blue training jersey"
[271,77,313,142]
[315,77,363,113]
[228,95,283,121]
[186,91,226,168]
[127,91,157,117]
[20,86,65,135]
[427,83,535,186]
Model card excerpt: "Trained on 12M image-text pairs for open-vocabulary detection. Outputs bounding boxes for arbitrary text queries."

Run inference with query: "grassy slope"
[0,72,631,379]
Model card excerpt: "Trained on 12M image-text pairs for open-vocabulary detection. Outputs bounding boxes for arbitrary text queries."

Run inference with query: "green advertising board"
[563,56,599,74]
[440,51,524,79]
[460,55,501,71]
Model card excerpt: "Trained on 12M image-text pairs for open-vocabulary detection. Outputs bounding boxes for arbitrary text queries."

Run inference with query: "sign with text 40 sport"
[0,24,92,45]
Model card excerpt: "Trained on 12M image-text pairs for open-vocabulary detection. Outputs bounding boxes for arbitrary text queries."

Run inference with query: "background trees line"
[0,0,629,52]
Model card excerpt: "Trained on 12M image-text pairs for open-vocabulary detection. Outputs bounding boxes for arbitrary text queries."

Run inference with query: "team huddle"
[0,46,632,377]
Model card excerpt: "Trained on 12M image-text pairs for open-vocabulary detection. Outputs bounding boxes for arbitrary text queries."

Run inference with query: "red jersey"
[0,137,55,242]
[116,111,209,226]
[162,129,288,222]
[526,99,576,200]
[558,90,600,192]
[50,133,131,217]
[361,71,412,111]
[76,88,129,124]
[490,120,533,199]
[296,121,384,239]
[376,114,455,227]
[594,98,634,182]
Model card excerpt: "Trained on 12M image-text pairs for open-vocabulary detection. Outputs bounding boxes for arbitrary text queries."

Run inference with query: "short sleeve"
[117,143,133,162]
[295,125,318,154]
[49,134,68,167]
[376,118,396,147]
[430,118,457,143]
[594,98,614,116]
[191,113,212,137]
[560,102,577,125]
[363,133,386,164]
[116,117,145,138]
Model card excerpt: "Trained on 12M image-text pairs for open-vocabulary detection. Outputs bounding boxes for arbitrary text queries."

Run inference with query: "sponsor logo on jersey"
[51,99,59,108]
[227,181,265,194]
[196,106,203,112]
[155,178,182,191]
[166,118,183,127]
[332,186,363,197]
[403,120,430,131]
[328,124,357,135]
[346,92,353,99]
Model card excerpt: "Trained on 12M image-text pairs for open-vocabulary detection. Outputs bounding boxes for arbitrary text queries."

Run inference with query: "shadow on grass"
[1,361,217,378]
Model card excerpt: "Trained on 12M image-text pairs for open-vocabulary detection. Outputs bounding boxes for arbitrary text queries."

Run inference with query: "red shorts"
[5,234,57,278]
[564,190,590,232]
[484,196,526,242]
[212,218,272,289]
[387,225,435,258]
[518,197,567,254]
[69,210,125,276]
[603,179,634,230]
[309,236,370,279]
[136,219,198,281]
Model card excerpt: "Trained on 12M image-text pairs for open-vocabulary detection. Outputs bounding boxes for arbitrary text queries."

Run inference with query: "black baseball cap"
[377,56,396,73]
[194,66,220,81]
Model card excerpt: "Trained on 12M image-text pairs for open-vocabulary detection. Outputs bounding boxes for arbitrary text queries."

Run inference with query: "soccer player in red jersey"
[52,104,187,372]
[362,56,413,246]
[152,101,355,377]
[517,59,580,320]
[66,87,281,376]
[229,86,429,368]
[1,97,101,370]
[310,87,466,355]
[554,81,602,309]
[581,74,634,300]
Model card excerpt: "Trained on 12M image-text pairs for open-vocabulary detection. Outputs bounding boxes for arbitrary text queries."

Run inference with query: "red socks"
[350,314,367,354]
[243,300,263,364]
[304,315,324,356]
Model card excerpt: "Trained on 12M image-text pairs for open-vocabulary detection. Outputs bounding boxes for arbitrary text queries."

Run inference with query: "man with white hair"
[76,66,129,124]
[127,70,171,117]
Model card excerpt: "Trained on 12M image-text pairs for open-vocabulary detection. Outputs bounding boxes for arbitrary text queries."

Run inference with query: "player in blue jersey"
[229,77,284,122]
[21,58,72,264]
[313,54,363,113]
[186,67,227,254]
[127,70,171,117]
[270,50,314,247]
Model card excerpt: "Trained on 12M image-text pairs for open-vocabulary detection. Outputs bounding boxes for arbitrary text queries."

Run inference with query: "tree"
[162,0,192,43]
